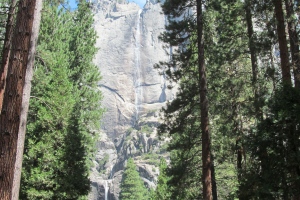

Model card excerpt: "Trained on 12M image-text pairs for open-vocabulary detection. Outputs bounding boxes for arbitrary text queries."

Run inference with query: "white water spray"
[104,180,109,200]
[134,9,143,121]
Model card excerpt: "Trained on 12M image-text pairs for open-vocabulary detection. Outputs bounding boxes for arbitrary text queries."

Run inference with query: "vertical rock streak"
[134,9,143,121]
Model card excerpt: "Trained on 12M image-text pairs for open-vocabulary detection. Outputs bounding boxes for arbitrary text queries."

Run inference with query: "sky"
[68,0,77,9]
[68,0,147,9]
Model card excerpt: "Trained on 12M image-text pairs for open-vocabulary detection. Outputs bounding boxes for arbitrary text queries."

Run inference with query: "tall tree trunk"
[0,0,40,199]
[197,1,212,199]
[273,0,292,85]
[12,1,42,199]
[285,0,300,89]
[284,3,300,198]
[0,0,17,112]
[211,153,218,200]
[241,2,261,199]
[245,0,261,120]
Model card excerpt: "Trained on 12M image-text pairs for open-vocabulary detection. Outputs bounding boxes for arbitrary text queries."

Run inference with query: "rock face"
[93,0,172,139]
[89,0,172,199]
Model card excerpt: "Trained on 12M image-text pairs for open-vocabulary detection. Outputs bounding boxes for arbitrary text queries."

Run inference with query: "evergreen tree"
[158,68,203,199]
[273,0,292,84]
[237,1,300,198]
[20,4,75,199]
[154,158,171,200]
[240,85,300,199]
[285,0,300,88]
[20,1,103,199]
[157,0,214,198]
[120,158,149,200]
[156,0,274,199]
[59,1,103,198]
[205,1,255,199]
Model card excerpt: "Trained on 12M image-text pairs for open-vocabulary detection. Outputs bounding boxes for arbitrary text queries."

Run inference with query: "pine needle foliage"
[154,158,171,200]
[20,1,103,199]
[120,158,149,200]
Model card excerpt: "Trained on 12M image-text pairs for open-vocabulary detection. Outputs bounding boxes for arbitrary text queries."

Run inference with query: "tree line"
[153,0,300,199]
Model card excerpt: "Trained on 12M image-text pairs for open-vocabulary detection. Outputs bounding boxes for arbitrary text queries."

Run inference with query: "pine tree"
[20,1,103,199]
[120,158,149,200]
[58,1,103,198]
[158,67,203,199]
[234,0,300,198]
[273,0,292,84]
[20,4,75,199]
[154,158,171,200]
[157,0,214,199]
[285,0,300,88]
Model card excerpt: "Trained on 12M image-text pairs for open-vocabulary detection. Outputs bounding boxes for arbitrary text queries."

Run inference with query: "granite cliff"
[89,1,173,199]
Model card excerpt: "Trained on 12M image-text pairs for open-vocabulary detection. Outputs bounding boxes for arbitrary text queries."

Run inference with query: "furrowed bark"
[0,0,17,112]
[0,1,40,199]
[197,0,212,199]
[12,1,42,199]
[273,0,292,85]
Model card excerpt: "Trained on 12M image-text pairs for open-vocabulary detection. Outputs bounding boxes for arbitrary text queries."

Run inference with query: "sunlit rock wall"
[93,0,172,139]
[90,0,173,199]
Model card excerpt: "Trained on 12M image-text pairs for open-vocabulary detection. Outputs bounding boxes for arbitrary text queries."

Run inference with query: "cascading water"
[134,9,143,122]
[104,180,109,200]
[109,166,114,179]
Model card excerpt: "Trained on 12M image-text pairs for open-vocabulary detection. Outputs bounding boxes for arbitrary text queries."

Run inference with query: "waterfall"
[104,180,109,200]
[134,9,143,122]
[109,166,114,179]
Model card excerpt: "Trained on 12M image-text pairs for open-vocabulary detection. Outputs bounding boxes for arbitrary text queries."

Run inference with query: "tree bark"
[12,1,42,199]
[0,0,17,112]
[197,0,212,199]
[245,0,262,120]
[211,153,218,200]
[0,0,40,199]
[284,0,300,89]
[241,2,261,199]
[273,0,292,85]
[284,3,300,198]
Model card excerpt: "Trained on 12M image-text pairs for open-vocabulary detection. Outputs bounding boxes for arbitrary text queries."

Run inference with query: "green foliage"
[156,0,206,199]
[120,158,150,200]
[21,5,75,199]
[141,153,160,166]
[97,153,109,174]
[156,0,278,199]
[20,1,103,199]
[126,127,134,135]
[153,158,171,200]
[240,85,300,199]
[159,143,168,154]
[141,124,153,135]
